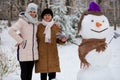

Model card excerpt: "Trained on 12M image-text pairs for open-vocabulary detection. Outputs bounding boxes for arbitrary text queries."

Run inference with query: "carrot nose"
[96,22,102,28]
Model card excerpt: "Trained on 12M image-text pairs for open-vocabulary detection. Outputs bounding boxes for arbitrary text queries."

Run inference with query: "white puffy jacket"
[8,18,38,61]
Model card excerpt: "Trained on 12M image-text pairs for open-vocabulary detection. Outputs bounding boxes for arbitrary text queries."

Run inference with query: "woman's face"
[28,11,37,18]
[43,14,52,22]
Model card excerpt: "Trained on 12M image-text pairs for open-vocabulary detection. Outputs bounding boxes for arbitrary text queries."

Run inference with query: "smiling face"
[43,14,52,22]
[80,14,110,39]
[28,11,37,18]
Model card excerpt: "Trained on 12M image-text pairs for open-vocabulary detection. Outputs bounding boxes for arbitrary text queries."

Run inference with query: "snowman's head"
[80,13,110,39]
[78,1,111,41]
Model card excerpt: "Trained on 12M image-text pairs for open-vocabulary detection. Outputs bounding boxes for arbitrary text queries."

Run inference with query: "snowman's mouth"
[91,28,108,33]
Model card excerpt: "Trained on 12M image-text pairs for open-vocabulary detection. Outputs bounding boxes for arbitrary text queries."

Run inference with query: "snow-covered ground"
[0,26,120,80]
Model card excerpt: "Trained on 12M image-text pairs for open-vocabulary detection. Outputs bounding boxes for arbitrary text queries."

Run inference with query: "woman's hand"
[15,43,21,47]
[15,33,23,47]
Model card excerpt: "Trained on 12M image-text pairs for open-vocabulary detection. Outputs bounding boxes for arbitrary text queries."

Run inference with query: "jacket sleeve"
[36,24,40,44]
[8,18,24,44]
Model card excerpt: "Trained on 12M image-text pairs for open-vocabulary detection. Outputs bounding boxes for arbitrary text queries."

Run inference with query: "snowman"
[77,1,114,80]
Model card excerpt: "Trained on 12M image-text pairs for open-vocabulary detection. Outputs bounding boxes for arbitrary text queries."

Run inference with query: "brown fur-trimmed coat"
[35,23,61,73]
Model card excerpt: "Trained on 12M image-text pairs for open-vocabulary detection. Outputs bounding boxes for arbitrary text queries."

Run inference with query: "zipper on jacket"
[32,24,35,60]
[17,46,20,61]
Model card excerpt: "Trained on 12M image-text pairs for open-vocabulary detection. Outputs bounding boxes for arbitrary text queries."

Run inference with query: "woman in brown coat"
[35,8,67,80]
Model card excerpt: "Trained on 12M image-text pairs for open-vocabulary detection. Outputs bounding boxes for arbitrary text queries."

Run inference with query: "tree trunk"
[37,0,42,20]
[8,1,13,27]
[45,0,48,8]
[97,0,102,4]
[113,0,117,30]
[72,0,76,14]
[65,0,71,15]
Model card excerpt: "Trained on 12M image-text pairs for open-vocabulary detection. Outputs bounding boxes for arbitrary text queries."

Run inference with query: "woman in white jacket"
[8,3,39,80]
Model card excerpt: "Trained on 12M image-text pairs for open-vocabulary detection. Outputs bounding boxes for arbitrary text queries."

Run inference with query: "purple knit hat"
[88,1,101,12]
[77,1,102,34]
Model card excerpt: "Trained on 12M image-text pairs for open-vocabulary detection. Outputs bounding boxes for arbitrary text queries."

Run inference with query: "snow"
[0,23,120,80]
[77,27,120,80]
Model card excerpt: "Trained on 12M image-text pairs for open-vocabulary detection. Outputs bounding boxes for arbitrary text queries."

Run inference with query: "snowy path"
[108,37,120,80]
[1,29,80,80]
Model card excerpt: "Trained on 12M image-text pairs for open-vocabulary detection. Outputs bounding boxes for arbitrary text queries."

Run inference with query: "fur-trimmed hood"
[19,12,38,24]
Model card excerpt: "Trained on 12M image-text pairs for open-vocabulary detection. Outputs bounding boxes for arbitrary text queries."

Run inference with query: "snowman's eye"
[102,20,104,23]
[91,20,94,22]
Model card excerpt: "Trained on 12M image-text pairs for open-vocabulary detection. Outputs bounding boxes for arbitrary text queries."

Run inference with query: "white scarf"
[18,12,38,24]
[25,12,38,24]
[41,19,54,43]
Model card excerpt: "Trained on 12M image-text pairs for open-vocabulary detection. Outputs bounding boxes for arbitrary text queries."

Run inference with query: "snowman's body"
[79,14,112,67]
[77,13,113,80]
